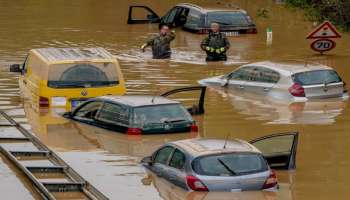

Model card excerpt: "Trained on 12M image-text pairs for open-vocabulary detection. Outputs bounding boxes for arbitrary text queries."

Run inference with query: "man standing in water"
[141,24,176,59]
[201,23,230,62]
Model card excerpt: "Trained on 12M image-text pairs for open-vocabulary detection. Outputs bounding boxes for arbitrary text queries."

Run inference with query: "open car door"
[127,5,161,24]
[249,132,299,170]
[161,86,206,115]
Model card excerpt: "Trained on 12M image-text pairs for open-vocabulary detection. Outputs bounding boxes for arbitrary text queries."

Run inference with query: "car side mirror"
[10,64,21,73]
[63,112,73,118]
[221,78,229,87]
[141,156,153,166]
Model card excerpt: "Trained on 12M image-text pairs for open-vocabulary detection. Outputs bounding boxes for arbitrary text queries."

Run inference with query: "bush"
[285,0,350,31]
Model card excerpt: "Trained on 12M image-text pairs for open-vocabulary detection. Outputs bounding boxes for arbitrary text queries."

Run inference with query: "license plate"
[224,32,239,36]
[71,100,85,108]
[52,97,67,106]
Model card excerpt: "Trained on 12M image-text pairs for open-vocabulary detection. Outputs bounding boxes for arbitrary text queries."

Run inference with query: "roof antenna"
[151,91,158,104]
[223,132,230,149]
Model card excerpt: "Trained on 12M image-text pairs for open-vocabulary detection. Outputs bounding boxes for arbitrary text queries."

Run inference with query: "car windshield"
[192,153,268,176]
[47,63,119,88]
[293,70,342,86]
[207,11,249,26]
[132,104,192,127]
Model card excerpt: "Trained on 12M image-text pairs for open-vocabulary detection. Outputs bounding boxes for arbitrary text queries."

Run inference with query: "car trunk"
[292,69,345,99]
[191,153,270,191]
[196,171,269,191]
[303,82,344,99]
[141,121,192,134]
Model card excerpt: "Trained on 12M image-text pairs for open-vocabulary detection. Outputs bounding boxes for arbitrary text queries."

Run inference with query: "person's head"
[210,22,220,33]
[159,24,170,36]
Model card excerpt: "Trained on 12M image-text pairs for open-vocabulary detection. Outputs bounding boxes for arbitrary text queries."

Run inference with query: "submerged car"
[64,86,206,134]
[141,132,298,192]
[10,47,126,110]
[199,61,348,101]
[127,3,257,35]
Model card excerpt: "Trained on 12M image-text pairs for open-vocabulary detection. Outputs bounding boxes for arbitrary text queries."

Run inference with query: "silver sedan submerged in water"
[199,61,348,101]
[141,132,298,192]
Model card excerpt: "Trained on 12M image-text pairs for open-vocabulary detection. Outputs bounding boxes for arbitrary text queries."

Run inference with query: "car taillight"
[39,96,49,107]
[190,124,198,132]
[343,81,348,93]
[186,175,208,191]
[288,83,305,97]
[247,28,257,34]
[262,170,278,190]
[126,128,142,135]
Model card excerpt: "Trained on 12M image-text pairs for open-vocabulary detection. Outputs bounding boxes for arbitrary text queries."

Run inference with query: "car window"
[192,153,268,176]
[73,101,103,120]
[251,134,294,155]
[154,146,175,165]
[207,11,249,26]
[228,66,255,81]
[132,104,192,128]
[184,9,202,28]
[47,63,118,88]
[293,70,342,86]
[162,7,181,24]
[169,149,186,169]
[253,67,280,83]
[96,103,130,125]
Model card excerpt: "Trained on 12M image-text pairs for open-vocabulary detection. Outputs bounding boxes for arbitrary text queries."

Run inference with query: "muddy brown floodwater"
[0,0,350,199]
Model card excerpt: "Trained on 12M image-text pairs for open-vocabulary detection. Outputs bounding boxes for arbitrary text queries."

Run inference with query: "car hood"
[198,75,223,85]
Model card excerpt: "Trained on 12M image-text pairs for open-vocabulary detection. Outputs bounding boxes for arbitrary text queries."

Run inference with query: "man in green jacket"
[201,23,230,62]
[141,24,176,59]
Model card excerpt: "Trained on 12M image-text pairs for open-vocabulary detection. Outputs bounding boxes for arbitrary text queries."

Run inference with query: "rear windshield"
[192,153,268,176]
[207,11,250,26]
[293,70,342,86]
[47,63,118,88]
[132,104,192,127]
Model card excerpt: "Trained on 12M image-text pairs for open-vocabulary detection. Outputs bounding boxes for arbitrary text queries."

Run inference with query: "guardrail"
[0,110,109,200]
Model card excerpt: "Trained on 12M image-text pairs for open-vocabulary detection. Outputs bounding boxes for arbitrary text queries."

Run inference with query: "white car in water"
[199,61,348,101]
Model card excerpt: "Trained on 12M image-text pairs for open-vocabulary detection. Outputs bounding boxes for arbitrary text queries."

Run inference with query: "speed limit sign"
[311,39,336,53]
[306,21,341,54]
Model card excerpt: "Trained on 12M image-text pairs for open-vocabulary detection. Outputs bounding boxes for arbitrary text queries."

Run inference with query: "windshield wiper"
[212,21,232,26]
[163,118,187,123]
[50,83,86,88]
[217,158,237,175]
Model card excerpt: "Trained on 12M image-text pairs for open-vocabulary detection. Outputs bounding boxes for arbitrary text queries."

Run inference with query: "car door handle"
[263,88,269,92]
[168,175,176,180]
[238,85,244,89]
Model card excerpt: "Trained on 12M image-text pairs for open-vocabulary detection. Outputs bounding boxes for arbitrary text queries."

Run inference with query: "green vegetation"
[285,0,350,31]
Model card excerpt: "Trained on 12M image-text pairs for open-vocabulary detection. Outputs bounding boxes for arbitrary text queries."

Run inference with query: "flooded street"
[0,0,350,199]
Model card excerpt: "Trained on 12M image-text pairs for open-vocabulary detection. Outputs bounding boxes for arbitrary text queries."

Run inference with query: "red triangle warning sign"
[307,21,341,39]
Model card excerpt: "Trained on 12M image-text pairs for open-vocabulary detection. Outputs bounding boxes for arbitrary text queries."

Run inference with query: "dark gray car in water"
[127,3,257,35]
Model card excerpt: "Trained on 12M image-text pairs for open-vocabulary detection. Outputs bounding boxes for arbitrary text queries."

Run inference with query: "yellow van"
[10,47,126,110]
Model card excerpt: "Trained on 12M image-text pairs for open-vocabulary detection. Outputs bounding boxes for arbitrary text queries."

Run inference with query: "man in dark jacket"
[141,24,176,59]
[201,23,230,62]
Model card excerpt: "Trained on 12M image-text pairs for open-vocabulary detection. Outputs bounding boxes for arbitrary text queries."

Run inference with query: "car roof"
[242,60,334,76]
[170,138,261,157]
[176,3,246,13]
[98,95,181,107]
[32,47,116,64]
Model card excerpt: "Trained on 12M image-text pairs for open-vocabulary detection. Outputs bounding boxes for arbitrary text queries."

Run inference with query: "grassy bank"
[285,0,350,31]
